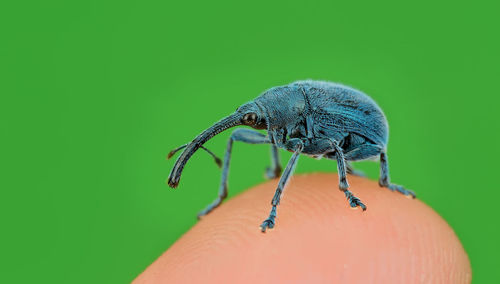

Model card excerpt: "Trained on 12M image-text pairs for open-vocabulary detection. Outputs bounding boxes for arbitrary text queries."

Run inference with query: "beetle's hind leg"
[379,152,416,198]
[197,129,276,218]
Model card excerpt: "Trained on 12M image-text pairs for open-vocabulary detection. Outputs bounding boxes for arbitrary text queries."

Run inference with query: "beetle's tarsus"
[197,207,212,219]
[381,182,416,198]
[344,190,367,210]
[260,218,275,232]
[378,152,415,198]
[260,205,278,232]
[197,203,216,219]
[197,184,228,218]
[196,207,214,219]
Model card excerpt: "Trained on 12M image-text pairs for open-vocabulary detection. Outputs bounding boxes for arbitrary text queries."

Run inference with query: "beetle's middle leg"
[379,152,416,198]
[329,140,367,210]
[197,128,279,218]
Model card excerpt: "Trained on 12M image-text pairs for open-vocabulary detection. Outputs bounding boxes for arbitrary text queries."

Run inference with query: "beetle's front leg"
[260,141,303,232]
[198,129,277,218]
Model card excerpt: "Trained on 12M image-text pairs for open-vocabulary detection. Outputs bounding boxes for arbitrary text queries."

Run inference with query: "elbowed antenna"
[167,144,222,168]
[167,113,242,188]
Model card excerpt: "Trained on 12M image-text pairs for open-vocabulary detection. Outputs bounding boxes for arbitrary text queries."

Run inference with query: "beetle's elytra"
[167,80,415,232]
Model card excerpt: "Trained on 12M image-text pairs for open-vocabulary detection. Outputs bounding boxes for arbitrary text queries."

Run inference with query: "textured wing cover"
[297,81,389,146]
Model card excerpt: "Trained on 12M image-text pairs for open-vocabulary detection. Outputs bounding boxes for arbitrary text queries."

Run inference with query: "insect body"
[167,80,415,232]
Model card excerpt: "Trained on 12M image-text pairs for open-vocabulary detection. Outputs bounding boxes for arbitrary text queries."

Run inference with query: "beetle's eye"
[242,112,257,125]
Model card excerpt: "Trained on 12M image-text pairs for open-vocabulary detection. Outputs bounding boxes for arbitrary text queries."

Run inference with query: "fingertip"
[136,173,471,284]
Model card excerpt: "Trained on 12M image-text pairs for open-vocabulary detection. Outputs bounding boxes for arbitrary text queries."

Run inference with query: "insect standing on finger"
[167,80,415,232]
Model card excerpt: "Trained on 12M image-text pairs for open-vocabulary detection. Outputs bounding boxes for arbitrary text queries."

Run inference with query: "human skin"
[134,173,471,284]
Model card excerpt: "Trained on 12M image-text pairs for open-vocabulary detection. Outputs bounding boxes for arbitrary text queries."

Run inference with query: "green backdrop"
[2,1,498,283]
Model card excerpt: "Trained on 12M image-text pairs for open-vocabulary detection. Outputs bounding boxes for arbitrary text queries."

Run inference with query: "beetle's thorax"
[255,85,308,132]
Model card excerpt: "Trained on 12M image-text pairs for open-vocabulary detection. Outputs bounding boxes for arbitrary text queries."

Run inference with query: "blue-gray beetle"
[167,80,415,232]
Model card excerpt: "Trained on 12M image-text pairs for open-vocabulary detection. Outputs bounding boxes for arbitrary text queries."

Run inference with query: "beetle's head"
[167,102,266,188]
[235,102,267,130]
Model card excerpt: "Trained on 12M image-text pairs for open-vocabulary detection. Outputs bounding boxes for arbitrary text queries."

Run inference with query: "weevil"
[167,80,415,232]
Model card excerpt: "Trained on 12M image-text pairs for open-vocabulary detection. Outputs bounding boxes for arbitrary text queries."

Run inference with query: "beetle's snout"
[167,113,243,188]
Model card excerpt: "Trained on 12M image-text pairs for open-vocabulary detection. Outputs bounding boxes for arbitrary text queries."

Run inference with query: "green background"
[1,0,498,283]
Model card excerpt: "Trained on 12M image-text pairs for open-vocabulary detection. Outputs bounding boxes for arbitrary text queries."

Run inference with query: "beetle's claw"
[404,189,416,199]
[351,199,367,211]
[344,190,367,211]
[260,218,275,233]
